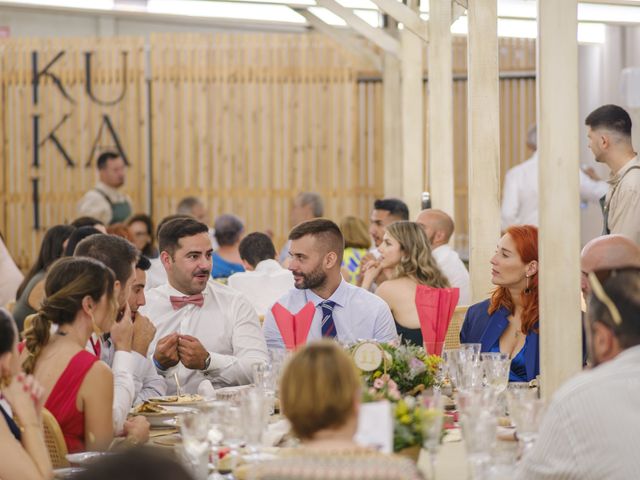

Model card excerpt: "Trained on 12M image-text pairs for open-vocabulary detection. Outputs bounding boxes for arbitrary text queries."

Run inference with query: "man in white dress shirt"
[416,209,470,305]
[263,219,397,349]
[74,234,149,439]
[517,268,640,479]
[228,232,294,317]
[142,217,268,394]
[501,125,608,231]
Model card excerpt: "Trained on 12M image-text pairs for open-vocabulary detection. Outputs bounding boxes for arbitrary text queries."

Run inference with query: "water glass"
[424,340,445,356]
[241,389,268,453]
[420,393,445,480]
[460,409,497,480]
[179,412,211,480]
[507,389,546,457]
[481,352,511,394]
[459,343,481,362]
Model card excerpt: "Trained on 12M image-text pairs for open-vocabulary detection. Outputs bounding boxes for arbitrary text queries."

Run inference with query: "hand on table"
[124,415,150,444]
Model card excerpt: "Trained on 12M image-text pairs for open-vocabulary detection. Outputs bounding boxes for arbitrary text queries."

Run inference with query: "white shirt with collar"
[516,345,640,480]
[141,281,268,394]
[76,180,132,225]
[263,279,397,349]
[432,244,471,306]
[145,257,168,291]
[227,259,294,317]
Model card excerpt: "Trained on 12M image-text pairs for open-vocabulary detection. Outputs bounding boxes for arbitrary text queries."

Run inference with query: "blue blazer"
[460,299,539,382]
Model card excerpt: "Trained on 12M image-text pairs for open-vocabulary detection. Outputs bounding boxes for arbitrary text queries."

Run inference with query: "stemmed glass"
[179,411,212,480]
[507,389,546,457]
[420,392,445,480]
[241,388,268,458]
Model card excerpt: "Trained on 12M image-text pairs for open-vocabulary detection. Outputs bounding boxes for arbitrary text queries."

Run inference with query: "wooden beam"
[467,0,500,302]
[401,5,424,218]
[383,52,403,197]
[315,0,401,56]
[428,0,455,218]
[369,0,429,43]
[537,0,582,400]
[296,8,382,71]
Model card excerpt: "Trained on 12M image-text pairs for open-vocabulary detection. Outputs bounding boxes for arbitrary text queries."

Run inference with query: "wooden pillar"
[427,0,454,217]
[383,52,403,198]
[467,0,501,302]
[401,0,424,218]
[537,0,582,400]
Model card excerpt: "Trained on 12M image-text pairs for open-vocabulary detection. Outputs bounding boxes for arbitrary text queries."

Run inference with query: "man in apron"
[77,151,133,225]
[585,105,640,244]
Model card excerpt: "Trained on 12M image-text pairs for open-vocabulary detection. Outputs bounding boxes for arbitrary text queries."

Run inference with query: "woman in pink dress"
[362,221,456,349]
[21,256,117,453]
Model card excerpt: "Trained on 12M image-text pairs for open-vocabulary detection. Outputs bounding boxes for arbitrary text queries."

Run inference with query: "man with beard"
[141,217,268,394]
[416,209,470,305]
[77,152,133,225]
[263,219,397,349]
[516,268,640,479]
[585,105,640,243]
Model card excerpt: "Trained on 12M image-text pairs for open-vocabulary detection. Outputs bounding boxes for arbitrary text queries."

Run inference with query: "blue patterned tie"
[320,300,337,338]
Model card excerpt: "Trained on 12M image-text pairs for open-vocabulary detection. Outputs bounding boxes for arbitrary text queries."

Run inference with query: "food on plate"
[149,394,203,404]
[132,401,168,414]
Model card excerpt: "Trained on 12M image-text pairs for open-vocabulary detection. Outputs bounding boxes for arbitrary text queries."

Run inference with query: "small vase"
[396,445,421,463]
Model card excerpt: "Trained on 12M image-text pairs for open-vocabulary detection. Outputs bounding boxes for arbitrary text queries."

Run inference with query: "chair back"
[444,305,468,350]
[41,408,69,468]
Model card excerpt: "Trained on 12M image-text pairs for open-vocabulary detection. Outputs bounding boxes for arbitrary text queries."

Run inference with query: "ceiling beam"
[295,8,383,71]
[315,0,401,56]
[369,0,428,43]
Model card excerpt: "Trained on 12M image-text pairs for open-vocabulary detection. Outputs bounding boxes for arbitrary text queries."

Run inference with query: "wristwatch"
[202,353,212,371]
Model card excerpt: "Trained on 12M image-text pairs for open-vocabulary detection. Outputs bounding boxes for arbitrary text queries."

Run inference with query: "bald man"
[581,234,640,296]
[416,209,470,305]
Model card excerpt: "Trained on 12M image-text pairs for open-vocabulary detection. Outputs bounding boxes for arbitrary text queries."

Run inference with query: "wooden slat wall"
[149,33,380,251]
[1,36,146,270]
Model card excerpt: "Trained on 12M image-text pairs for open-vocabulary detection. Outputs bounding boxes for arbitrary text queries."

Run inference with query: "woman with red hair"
[460,225,539,382]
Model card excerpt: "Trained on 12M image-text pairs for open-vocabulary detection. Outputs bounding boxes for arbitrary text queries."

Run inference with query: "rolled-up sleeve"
[111,350,136,434]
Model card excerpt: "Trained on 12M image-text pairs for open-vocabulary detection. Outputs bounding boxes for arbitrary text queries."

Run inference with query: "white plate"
[133,406,197,427]
[65,451,111,465]
[53,467,85,478]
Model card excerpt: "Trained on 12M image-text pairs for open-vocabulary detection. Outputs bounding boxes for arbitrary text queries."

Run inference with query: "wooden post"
[428,0,454,217]
[383,52,402,198]
[467,0,501,302]
[537,0,582,400]
[401,0,424,218]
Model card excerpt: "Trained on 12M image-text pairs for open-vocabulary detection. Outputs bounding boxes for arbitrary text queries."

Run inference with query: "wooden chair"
[444,305,468,350]
[41,408,68,468]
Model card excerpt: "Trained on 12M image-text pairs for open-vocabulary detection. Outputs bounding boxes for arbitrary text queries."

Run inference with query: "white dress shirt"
[516,345,640,480]
[227,259,294,316]
[145,257,168,291]
[263,279,397,349]
[76,181,132,225]
[501,152,608,230]
[141,281,268,394]
[432,245,470,306]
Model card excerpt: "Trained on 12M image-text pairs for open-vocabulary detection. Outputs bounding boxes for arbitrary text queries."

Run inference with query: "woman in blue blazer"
[460,225,539,382]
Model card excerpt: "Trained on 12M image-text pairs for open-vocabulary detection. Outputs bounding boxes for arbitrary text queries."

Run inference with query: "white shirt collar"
[304,278,349,308]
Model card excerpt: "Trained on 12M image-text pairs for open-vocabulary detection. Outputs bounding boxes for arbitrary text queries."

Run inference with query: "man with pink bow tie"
[141,217,268,395]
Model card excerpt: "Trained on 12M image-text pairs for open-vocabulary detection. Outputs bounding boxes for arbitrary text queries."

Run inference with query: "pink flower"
[373,378,385,389]
[387,379,398,391]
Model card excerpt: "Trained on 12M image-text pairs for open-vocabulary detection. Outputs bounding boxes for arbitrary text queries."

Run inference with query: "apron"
[599,165,640,235]
[94,188,132,224]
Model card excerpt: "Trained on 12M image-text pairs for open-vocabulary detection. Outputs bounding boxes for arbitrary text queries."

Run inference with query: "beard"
[293,265,327,290]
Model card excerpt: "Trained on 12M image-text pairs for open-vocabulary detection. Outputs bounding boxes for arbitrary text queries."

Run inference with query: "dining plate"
[148,394,204,406]
[53,467,85,479]
[65,451,112,465]
[130,405,197,427]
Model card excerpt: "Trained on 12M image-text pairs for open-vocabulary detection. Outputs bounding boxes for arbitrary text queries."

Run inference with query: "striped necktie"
[320,300,337,338]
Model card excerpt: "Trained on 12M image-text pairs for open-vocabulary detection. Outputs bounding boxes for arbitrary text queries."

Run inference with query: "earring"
[524,275,532,295]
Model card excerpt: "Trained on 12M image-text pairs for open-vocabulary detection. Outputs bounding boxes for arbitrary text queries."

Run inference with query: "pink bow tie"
[169,294,205,310]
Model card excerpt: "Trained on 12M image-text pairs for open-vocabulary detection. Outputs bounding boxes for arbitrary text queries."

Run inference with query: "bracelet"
[152,357,167,372]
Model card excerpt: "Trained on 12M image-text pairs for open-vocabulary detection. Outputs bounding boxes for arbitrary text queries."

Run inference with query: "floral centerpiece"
[349,341,445,457]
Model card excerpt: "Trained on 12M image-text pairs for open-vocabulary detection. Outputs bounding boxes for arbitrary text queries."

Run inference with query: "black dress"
[0,402,22,441]
[394,321,423,347]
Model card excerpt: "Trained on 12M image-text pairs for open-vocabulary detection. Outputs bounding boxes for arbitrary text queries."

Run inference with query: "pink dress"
[44,350,99,453]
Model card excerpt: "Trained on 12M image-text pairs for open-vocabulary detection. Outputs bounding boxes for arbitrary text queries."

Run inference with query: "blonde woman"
[339,216,371,284]
[362,221,454,347]
[252,341,423,480]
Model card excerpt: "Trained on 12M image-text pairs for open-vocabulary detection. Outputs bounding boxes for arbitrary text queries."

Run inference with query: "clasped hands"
[153,333,208,370]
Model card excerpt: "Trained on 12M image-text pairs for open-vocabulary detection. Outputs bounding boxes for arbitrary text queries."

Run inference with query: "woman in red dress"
[22,256,117,453]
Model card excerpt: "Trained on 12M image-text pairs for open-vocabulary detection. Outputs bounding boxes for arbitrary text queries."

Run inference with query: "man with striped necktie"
[263,219,397,349]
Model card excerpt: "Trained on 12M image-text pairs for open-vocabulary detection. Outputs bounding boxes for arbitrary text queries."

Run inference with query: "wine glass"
[421,392,445,480]
[179,412,211,480]
[507,389,546,457]
[481,352,511,394]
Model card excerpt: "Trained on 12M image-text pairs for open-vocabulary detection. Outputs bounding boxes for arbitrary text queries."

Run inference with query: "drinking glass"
[241,388,268,455]
[460,409,497,480]
[481,352,511,394]
[253,362,276,415]
[179,412,211,480]
[507,389,546,457]
[459,343,481,362]
[424,340,445,357]
[420,393,445,480]
[441,349,459,389]
[220,405,245,450]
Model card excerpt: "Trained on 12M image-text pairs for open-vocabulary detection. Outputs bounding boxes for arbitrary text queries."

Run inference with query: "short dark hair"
[176,196,204,215]
[214,214,244,247]
[75,447,193,480]
[156,214,191,239]
[0,309,16,355]
[64,227,102,257]
[97,151,121,170]
[74,234,137,284]
[373,198,409,220]
[239,232,276,268]
[136,255,151,271]
[158,217,209,256]
[589,268,640,349]
[71,216,104,228]
[289,218,345,262]
[585,104,632,137]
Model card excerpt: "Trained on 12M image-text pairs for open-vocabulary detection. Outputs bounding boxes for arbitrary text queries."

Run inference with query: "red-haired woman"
[460,225,539,382]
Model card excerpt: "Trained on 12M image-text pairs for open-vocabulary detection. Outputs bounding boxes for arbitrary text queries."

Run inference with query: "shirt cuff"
[112,350,135,374]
